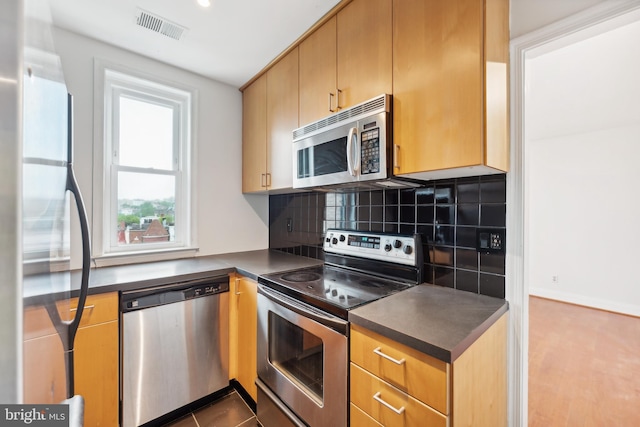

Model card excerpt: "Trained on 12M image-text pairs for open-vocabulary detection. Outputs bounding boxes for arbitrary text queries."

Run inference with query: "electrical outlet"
[552,275,559,284]
[476,228,505,254]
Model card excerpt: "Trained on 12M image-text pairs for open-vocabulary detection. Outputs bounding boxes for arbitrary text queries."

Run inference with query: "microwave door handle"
[347,127,358,177]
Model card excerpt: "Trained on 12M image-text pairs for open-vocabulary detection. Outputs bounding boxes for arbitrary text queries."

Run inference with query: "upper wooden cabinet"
[267,47,299,190]
[392,0,509,178]
[336,0,392,113]
[242,48,299,193]
[242,74,267,193]
[299,17,337,125]
[299,0,392,125]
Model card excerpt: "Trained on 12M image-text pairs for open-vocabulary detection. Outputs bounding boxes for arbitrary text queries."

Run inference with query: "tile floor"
[164,390,259,427]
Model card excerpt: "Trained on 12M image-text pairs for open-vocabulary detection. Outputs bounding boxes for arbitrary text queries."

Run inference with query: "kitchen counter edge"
[23,249,323,306]
[348,283,509,364]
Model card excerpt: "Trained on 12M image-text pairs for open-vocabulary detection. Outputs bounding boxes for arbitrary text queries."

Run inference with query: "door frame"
[506,1,640,425]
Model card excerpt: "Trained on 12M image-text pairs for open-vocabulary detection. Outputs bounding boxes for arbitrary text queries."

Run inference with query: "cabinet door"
[75,321,119,427]
[24,293,119,427]
[299,16,337,125]
[230,275,258,400]
[337,0,392,109]
[267,47,298,190]
[242,74,267,193]
[23,334,66,404]
[393,0,484,174]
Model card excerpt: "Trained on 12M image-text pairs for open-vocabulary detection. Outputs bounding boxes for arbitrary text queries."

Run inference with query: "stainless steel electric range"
[256,229,423,427]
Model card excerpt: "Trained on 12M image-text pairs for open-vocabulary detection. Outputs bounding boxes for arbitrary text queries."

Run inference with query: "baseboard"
[230,379,257,414]
[529,287,640,317]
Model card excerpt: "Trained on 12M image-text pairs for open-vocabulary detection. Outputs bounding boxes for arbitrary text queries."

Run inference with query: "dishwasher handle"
[122,277,229,312]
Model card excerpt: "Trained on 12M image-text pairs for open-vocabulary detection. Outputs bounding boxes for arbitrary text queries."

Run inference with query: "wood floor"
[528,296,640,426]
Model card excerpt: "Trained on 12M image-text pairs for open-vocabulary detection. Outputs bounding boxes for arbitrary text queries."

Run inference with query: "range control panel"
[323,229,419,266]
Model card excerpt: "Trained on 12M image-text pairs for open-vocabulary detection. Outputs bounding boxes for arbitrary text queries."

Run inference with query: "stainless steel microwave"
[293,94,394,189]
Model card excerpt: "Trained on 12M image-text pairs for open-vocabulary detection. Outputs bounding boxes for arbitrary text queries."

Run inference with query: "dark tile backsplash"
[269,174,506,299]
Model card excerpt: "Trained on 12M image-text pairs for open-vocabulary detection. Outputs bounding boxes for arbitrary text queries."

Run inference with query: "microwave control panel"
[360,127,380,175]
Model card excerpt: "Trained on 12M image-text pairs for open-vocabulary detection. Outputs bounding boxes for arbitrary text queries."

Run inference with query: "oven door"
[257,285,348,427]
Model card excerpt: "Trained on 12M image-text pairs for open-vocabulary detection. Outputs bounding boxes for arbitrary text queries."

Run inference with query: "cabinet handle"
[261,173,266,187]
[393,144,400,169]
[373,347,406,365]
[234,277,241,296]
[373,392,405,415]
[336,88,342,111]
[70,304,95,312]
[266,173,271,187]
[329,92,336,113]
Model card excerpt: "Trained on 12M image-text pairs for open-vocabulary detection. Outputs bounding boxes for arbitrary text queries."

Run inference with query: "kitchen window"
[94,63,195,263]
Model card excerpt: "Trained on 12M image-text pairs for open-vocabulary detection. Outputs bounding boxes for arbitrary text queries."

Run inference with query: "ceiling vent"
[135,9,188,41]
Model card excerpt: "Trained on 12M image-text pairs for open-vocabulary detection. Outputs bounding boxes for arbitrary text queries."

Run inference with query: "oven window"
[268,312,324,402]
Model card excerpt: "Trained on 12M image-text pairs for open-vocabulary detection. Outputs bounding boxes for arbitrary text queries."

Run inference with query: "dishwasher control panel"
[121,277,229,312]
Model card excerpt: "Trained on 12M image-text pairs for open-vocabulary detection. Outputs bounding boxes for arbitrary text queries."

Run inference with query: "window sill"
[93,247,199,268]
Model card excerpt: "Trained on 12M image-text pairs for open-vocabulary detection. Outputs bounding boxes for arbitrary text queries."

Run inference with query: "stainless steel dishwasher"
[121,276,229,427]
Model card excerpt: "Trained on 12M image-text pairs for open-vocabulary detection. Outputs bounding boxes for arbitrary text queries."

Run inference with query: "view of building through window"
[107,75,188,249]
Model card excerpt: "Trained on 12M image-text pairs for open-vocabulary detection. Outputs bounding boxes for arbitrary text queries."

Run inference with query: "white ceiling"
[47,0,611,89]
[48,0,341,88]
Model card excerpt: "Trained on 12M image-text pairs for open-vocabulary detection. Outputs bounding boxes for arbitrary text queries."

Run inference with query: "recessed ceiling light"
[197,0,211,7]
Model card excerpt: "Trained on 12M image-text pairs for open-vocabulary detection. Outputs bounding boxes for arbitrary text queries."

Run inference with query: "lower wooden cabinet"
[228,273,258,400]
[24,292,119,427]
[350,313,507,427]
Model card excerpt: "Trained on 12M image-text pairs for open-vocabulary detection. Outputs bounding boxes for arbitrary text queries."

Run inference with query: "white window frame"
[93,60,197,265]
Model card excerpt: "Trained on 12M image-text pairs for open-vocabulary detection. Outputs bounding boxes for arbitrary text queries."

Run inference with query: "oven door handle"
[258,285,349,334]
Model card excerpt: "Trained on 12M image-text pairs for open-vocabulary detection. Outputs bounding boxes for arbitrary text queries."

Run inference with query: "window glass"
[118,96,174,170]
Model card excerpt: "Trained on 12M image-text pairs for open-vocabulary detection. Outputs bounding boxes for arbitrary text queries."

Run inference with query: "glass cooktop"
[259,264,412,317]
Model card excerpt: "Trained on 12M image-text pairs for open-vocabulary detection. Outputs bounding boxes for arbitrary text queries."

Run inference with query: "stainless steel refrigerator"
[0,0,91,414]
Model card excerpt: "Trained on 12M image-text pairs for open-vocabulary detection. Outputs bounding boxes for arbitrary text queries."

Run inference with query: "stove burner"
[281,271,322,283]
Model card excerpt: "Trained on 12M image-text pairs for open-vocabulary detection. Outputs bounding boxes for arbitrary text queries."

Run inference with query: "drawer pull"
[70,304,95,312]
[373,347,406,365]
[373,392,405,415]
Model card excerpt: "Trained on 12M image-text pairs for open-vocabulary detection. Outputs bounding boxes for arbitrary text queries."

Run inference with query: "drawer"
[351,403,383,427]
[350,324,449,415]
[25,292,118,340]
[350,364,448,427]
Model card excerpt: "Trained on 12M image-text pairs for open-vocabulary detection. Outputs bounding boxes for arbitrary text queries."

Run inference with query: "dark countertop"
[23,249,323,306]
[349,283,508,363]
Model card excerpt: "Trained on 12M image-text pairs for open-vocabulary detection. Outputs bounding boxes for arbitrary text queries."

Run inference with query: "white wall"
[525,18,640,316]
[52,28,269,269]
[510,0,608,39]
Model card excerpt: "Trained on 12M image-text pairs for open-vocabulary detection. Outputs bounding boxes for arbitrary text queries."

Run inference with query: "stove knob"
[403,245,413,255]
[339,234,346,242]
[325,237,330,243]
[339,294,345,300]
[393,239,402,249]
[332,237,338,245]
[331,289,338,296]
[384,243,392,252]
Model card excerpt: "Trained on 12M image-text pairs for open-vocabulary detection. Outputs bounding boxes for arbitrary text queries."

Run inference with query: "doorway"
[508,2,640,425]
